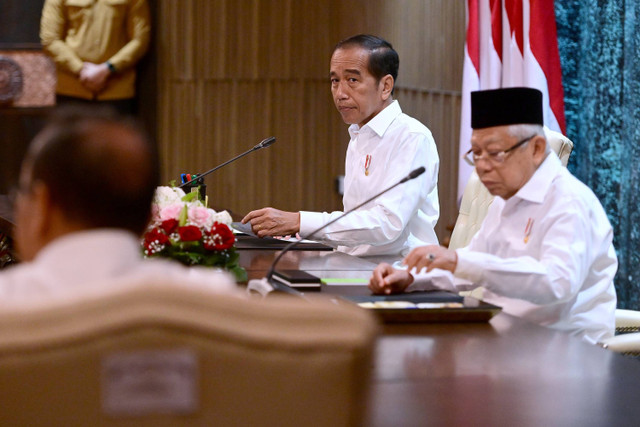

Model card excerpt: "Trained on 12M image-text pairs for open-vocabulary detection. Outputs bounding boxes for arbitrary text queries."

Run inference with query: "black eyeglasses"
[463,134,537,166]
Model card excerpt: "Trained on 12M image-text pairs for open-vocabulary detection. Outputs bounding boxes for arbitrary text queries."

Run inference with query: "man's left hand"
[368,263,414,295]
[403,245,458,273]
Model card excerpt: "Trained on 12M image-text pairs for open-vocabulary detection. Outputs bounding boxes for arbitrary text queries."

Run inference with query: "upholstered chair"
[599,309,640,357]
[0,283,378,426]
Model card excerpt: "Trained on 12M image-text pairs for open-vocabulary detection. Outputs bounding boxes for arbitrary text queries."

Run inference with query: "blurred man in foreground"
[0,108,236,304]
[369,87,617,344]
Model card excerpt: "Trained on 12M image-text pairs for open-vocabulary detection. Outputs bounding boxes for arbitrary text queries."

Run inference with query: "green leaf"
[178,204,188,226]
[182,191,199,202]
[230,265,248,282]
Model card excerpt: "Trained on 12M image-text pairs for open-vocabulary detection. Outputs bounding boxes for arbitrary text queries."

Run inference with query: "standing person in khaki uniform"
[40,0,151,116]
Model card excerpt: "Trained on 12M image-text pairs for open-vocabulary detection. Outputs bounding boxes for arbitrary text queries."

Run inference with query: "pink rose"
[188,206,212,227]
[158,203,183,221]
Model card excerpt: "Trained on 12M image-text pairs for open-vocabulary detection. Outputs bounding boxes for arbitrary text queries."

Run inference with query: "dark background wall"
[1,1,49,195]
[0,0,157,194]
[0,1,43,48]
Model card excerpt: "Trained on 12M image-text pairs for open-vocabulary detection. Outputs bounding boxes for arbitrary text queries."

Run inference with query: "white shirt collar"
[513,151,562,204]
[348,100,401,139]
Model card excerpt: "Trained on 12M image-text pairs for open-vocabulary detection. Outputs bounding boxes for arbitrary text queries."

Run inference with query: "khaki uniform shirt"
[40,0,151,100]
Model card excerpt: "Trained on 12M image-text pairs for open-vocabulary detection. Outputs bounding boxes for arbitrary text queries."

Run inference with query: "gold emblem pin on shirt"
[364,154,371,176]
[524,218,534,243]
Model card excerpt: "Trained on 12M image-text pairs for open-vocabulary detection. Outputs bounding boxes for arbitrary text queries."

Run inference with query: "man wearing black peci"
[369,87,618,344]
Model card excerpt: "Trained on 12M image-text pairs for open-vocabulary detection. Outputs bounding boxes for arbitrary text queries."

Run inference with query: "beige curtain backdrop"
[155,0,464,242]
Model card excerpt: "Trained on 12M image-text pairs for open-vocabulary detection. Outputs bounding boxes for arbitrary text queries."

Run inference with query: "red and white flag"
[458,0,566,199]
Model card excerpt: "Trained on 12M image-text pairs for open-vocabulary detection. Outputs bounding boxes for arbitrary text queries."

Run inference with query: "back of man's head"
[334,34,399,91]
[24,107,159,235]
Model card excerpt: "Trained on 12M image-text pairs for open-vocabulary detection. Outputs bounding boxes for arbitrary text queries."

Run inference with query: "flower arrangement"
[142,186,247,282]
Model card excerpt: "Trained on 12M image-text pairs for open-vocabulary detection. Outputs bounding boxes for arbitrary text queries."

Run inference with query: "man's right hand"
[241,207,300,238]
[368,263,414,295]
[79,62,111,94]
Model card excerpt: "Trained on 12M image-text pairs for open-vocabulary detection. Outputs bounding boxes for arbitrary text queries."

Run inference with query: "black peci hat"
[471,87,543,129]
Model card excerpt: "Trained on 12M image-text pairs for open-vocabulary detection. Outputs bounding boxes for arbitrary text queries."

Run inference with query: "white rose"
[153,186,186,208]
[212,210,233,226]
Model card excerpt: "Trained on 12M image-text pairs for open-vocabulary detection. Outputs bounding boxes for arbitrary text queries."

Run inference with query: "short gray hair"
[506,124,549,154]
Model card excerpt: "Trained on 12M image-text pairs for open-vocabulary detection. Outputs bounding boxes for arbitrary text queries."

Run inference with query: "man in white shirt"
[242,34,440,259]
[369,87,618,344]
[0,108,236,305]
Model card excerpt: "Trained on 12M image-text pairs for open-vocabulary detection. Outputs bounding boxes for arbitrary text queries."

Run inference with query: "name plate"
[101,349,198,416]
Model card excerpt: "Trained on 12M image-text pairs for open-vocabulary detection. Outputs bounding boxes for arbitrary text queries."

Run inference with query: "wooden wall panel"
[156,0,464,242]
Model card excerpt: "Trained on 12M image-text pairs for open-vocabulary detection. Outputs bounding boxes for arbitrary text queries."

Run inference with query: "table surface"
[240,247,640,427]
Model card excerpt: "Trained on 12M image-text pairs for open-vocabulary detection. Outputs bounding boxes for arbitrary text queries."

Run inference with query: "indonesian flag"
[458,0,566,198]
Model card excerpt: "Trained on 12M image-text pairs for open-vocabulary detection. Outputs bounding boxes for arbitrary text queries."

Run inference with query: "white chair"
[599,309,640,356]
[613,309,640,334]
[600,333,640,356]
[0,282,379,426]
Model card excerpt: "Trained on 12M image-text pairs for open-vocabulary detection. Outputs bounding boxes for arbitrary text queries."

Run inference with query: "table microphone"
[247,166,426,297]
[179,136,276,189]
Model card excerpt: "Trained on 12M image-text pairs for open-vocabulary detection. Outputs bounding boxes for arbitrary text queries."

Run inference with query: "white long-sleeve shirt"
[409,153,617,344]
[0,229,238,306]
[300,101,440,259]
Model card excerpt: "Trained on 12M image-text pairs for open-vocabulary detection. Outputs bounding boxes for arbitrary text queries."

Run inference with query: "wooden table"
[239,248,640,427]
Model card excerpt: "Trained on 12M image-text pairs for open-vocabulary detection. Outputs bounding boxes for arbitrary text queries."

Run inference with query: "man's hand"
[403,245,458,273]
[368,263,414,295]
[79,62,111,94]
[241,208,300,238]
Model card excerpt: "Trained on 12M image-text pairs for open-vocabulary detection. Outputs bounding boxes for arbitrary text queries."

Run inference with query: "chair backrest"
[0,283,379,427]
[448,127,574,250]
[614,309,640,334]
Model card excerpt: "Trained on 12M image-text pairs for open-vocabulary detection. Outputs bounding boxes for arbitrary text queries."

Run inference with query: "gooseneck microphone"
[179,136,276,188]
[264,166,426,286]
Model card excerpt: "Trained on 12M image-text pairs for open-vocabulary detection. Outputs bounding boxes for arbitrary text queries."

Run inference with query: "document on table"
[231,222,318,243]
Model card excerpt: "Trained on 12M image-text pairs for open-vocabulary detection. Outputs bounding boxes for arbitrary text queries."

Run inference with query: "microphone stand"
[246,166,426,298]
[179,136,276,189]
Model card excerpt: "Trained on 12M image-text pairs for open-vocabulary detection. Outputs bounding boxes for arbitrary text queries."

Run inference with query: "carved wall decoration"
[0,57,23,104]
[0,51,55,107]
